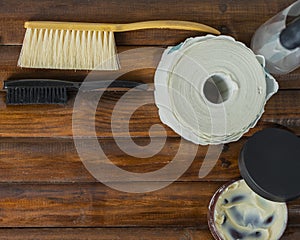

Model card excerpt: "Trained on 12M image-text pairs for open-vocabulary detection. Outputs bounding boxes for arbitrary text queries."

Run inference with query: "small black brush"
[3,79,147,105]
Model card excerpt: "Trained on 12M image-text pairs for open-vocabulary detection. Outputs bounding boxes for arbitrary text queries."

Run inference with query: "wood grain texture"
[281,227,300,240]
[0,90,298,138]
[0,137,241,183]
[0,227,298,240]
[0,0,295,46]
[0,182,298,227]
[0,182,223,227]
[0,228,214,240]
[1,0,300,238]
[0,131,294,183]
[0,45,162,86]
[1,45,300,90]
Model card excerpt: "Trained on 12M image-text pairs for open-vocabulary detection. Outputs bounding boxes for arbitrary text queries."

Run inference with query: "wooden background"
[0,0,300,239]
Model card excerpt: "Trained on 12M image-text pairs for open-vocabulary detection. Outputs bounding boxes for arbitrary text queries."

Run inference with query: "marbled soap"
[214,180,287,240]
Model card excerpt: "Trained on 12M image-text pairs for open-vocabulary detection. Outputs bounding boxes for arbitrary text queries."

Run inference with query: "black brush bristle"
[3,79,147,105]
[6,86,67,105]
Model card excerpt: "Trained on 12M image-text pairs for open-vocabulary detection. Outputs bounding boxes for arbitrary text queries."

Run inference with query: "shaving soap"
[213,180,287,240]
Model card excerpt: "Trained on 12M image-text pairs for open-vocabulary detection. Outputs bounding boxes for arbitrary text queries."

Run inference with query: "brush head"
[6,87,68,105]
[4,80,71,105]
[18,27,120,70]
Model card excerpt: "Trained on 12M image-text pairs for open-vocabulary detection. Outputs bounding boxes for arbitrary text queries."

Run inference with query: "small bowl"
[208,179,288,240]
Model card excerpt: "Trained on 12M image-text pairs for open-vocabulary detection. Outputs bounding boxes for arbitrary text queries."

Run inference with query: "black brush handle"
[78,80,148,91]
[4,79,147,90]
[4,79,77,88]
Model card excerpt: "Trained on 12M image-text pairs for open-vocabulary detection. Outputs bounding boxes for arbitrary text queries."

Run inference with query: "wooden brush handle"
[24,20,220,34]
[114,20,220,34]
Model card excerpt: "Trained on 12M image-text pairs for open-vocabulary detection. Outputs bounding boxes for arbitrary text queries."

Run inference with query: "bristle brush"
[4,79,147,105]
[17,20,220,71]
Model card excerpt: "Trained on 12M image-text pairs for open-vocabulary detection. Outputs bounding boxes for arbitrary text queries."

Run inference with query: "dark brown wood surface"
[0,227,298,240]
[0,0,300,239]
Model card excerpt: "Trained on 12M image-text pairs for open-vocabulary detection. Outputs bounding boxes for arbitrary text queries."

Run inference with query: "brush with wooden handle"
[17,20,220,71]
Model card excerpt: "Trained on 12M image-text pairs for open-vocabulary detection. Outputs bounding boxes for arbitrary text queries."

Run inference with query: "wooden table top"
[0,0,300,239]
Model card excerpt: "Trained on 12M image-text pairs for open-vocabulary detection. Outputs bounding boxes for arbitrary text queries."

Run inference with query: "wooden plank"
[276,69,300,89]
[0,228,213,240]
[1,45,300,90]
[0,182,298,227]
[287,202,300,227]
[0,90,297,138]
[0,137,242,183]
[0,227,299,240]
[0,182,221,227]
[1,127,297,183]
[282,227,300,240]
[0,45,161,87]
[0,0,295,46]
[0,227,298,240]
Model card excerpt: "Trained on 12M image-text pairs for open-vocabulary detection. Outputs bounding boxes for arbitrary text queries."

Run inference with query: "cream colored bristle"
[18,28,120,70]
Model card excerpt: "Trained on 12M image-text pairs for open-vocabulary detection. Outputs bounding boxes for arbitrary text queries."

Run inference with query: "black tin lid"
[239,128,300,202]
